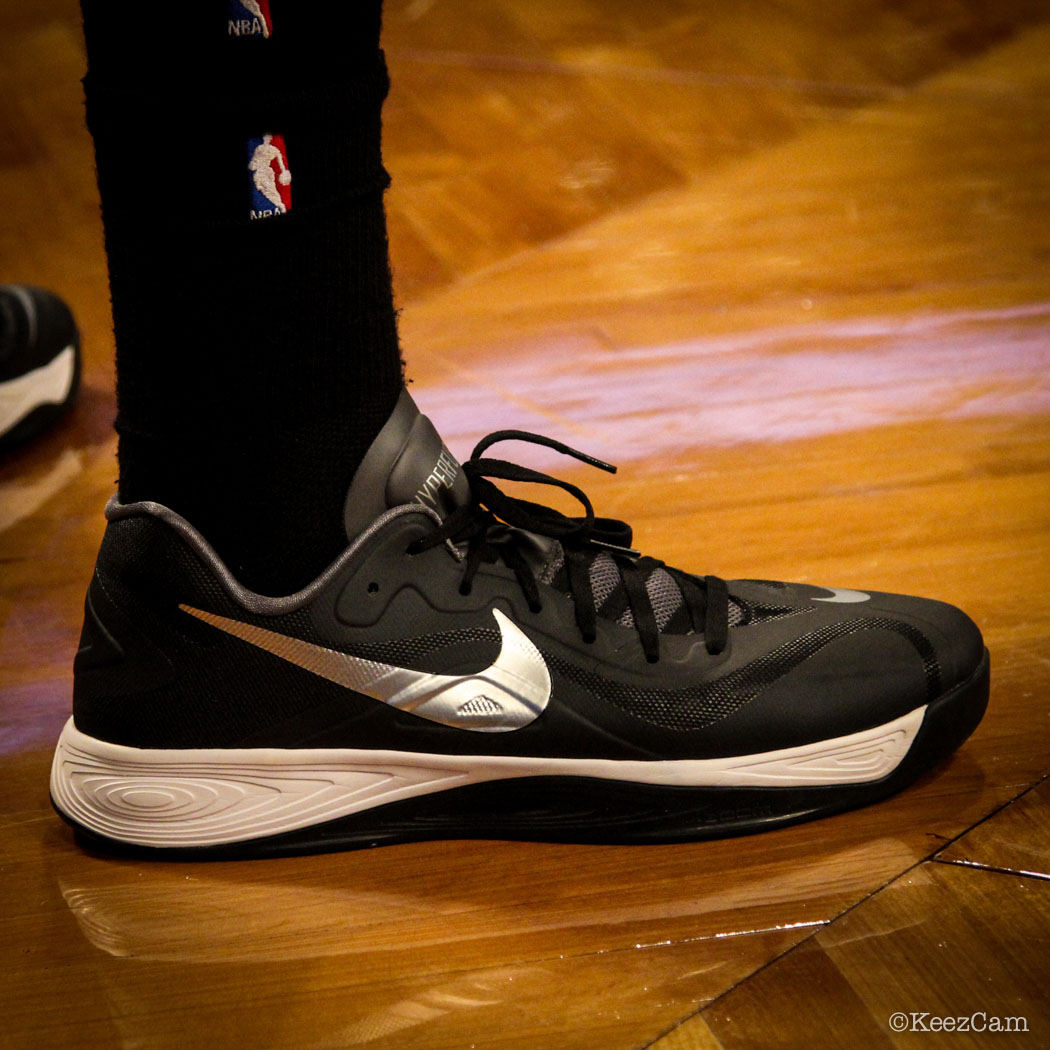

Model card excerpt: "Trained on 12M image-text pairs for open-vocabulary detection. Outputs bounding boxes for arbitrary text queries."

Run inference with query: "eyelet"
[459,583,473,597]
[367,582,380,595]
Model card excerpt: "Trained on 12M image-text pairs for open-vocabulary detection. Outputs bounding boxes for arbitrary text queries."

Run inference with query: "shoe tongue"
[343,389,470,540]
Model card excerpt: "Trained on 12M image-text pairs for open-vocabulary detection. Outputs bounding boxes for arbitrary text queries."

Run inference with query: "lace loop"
[470,430,617,474]
[410,431,729,660]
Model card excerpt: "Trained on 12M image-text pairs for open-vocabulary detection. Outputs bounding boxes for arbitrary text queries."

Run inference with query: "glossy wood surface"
[938,777,1050,879]
[2,2,1049,1048]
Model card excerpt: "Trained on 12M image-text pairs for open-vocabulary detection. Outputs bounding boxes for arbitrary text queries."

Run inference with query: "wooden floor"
[3,2,1049,1047]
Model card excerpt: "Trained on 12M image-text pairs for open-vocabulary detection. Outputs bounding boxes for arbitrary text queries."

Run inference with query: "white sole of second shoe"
[0,344,76,436]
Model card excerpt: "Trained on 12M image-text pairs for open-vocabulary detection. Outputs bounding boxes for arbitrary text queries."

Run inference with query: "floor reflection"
[48,837,830,1050]
[415,304,1050,467]
[48,833,924,1049]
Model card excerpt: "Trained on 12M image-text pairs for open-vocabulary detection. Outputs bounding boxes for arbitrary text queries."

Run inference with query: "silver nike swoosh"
[813,587,871,604]
[180,605,551,733]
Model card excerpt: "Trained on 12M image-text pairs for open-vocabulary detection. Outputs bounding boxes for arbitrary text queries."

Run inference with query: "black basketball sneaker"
[51,391,989,857]
[0,284,80,455]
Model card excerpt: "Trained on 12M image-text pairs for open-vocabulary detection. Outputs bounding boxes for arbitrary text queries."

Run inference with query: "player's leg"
[79,0,402,595]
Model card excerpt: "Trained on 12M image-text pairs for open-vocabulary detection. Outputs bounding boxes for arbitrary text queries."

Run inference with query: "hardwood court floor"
[2,3,1049,1048]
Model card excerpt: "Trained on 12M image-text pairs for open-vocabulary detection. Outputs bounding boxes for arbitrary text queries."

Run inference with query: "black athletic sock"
[80,0,404,595]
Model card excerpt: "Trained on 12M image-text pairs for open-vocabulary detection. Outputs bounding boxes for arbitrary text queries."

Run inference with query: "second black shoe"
[51,391,989,857]
[0,284,80,455]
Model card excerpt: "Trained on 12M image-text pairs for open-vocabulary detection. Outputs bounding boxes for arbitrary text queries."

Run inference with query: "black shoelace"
[407,431,730,662]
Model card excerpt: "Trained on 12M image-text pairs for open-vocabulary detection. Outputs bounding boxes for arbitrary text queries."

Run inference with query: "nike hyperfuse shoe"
[51,391,989,857]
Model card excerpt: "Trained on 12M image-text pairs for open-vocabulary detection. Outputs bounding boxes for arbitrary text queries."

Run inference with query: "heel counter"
[72,523,177,738]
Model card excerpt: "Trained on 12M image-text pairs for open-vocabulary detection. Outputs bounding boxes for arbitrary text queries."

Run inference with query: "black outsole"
[56,648,990,861]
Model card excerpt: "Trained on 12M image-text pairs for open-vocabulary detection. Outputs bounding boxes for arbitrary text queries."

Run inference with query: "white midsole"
[50,707,925,847]
[0,345,76,434]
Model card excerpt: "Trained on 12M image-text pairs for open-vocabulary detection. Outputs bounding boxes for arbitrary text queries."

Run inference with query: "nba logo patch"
[228,0,272,38]
[247,134,292,220]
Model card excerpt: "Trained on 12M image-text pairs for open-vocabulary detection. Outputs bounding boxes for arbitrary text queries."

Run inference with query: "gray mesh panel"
[645,567,684,630]
[589,552,622,607]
